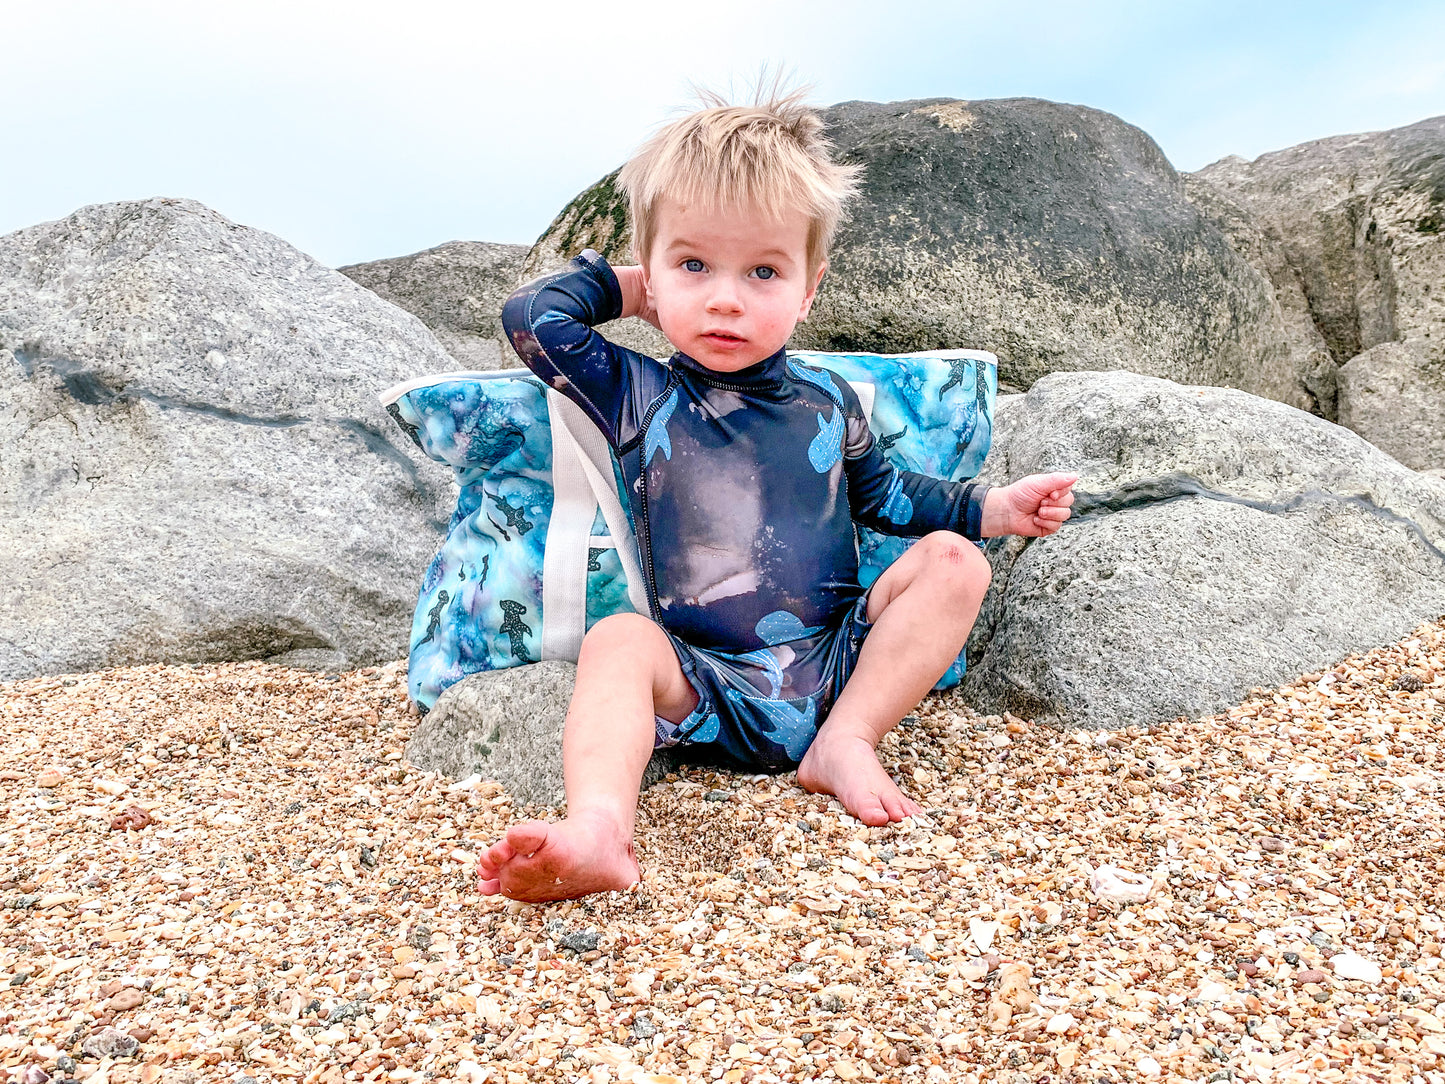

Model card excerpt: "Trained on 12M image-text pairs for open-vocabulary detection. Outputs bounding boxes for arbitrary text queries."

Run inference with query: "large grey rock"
[1338,341,1445,472]
[405,661,680,806]
[525,98,1313,407]
[1193,116,1445,465]
[0,198,454,680]
[1181,174,1338,416]
[963,370,1445,728]
[339,240,528,370]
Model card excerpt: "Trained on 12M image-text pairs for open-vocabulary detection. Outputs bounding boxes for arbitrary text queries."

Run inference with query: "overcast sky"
[6,0,1442,267]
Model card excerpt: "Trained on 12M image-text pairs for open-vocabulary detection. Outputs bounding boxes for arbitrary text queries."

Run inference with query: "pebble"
[79,1027,139,1059]
[561,928,600,953]
[630,1014,659,1040]
[108,805,155,832]
[1,628,1443,1084]
[103,988,144,1011]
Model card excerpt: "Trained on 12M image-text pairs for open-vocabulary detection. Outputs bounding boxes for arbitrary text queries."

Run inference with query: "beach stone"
[525,97,1312,409]
[403,660,681,805]
[1193,115,1445,464]
[1337,341,1445,471]
[339,241,528,371]
[560,928,600,953]
[963,370,1445,728]
[0,198,455,681]
[80,1027,138,1059]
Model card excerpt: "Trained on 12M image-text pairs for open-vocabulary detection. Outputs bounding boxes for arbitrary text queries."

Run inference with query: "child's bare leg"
[798,531,990,826]
[476,613,697,901]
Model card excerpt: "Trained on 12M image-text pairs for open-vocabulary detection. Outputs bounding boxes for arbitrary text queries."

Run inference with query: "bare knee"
[577,612,695,720]
[579,612,671,662]
[913,531,992,593]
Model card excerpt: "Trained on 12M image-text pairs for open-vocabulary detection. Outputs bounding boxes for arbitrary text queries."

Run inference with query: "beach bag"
[381,349,996,711]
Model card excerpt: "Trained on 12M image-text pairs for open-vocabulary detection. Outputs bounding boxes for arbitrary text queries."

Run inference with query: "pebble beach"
[3,618,1444,1084]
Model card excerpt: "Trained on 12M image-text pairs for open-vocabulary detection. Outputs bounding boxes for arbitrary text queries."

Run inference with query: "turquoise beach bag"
[381,349,996,712]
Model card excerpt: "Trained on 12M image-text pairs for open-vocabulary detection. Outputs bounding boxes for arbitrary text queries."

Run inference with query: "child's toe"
[505,820,551,856]
[477,875,503,896]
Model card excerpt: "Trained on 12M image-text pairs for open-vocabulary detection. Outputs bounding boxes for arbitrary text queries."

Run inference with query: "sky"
[5,0,1443,268]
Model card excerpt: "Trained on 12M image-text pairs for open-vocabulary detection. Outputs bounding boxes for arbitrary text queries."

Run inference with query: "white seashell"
[1330,953,1382,984]
[1090,864,1152,904]
[36,766,67,787]
[1045,1012,1077,1034]
[968,918,999,952]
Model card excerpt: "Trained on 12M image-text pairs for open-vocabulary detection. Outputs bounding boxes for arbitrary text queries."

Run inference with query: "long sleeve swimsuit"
[502,251,988,769]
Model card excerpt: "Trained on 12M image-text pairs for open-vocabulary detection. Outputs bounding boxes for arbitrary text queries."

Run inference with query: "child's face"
[642,199,824,372]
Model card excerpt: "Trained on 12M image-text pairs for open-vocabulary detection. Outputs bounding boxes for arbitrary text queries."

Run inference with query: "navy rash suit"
[502,251,989,770]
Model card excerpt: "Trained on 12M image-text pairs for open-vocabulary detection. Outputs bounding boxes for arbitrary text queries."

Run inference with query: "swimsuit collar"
[671,346,790,393]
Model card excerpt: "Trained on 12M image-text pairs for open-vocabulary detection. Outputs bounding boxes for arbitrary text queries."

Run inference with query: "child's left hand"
[981,472,1078,538]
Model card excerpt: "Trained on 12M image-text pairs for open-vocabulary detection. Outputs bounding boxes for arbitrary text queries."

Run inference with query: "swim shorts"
[653,595,874,771]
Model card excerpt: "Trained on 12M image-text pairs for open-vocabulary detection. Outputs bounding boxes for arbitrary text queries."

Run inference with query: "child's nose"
[705,278,743,314]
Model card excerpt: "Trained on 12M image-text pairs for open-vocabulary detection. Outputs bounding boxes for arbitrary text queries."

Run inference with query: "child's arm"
[837,380,992,540]
[836,379,1076,540]
[500,251,666,448]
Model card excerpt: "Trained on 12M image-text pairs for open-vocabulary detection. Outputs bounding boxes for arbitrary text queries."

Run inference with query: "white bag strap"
[848,380,875,421]
[540,393,597,661]
[544,393,651,653]
[556,395,651,615]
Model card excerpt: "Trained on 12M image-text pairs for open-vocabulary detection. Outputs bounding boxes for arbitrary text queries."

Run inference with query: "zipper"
[633,375,679,621]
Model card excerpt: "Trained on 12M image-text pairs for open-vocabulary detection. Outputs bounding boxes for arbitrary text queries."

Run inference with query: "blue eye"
[754,266,776,280]
[683,259,705,273]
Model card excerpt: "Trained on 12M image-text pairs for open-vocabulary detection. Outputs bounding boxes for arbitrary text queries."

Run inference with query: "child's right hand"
[613,265,661,329]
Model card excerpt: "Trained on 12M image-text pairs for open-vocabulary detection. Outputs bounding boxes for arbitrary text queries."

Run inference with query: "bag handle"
[541,392,651,662]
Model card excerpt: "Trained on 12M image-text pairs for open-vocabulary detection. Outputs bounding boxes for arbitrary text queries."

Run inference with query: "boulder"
[524,97,1313,407]
[1180,174,1338,416]
[1192,115,1445,466]
[0,198,454,680]
[1338,341,1445,473]
[404,661,680,805]
[962,371,1445,728]
[339,240,528,370]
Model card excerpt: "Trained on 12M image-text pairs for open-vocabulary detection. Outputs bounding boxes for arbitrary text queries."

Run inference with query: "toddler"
[479,90,1075,901]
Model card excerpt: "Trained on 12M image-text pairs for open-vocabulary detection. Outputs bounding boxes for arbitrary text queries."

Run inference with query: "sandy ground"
[3,618,1445,1084]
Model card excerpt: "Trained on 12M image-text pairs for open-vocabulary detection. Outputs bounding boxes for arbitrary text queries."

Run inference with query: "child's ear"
[798,261,827,321]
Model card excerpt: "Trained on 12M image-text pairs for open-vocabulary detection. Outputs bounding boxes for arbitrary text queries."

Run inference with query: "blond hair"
[618,86,861,274]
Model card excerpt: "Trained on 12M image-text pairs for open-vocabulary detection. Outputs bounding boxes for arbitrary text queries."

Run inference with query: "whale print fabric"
[383,374,636,710]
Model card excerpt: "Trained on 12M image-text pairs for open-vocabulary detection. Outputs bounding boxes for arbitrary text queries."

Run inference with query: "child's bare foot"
[476,810,640,902]
[797,733,922,827]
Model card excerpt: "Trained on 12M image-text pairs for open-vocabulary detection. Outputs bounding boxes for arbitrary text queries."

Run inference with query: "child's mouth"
[704,332,745,345]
